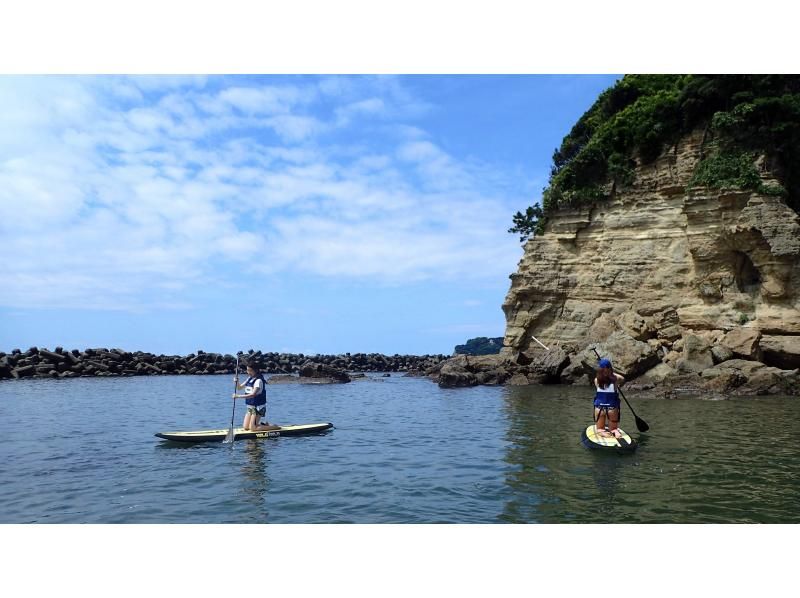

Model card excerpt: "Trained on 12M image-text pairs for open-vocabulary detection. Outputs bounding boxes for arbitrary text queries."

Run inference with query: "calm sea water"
[0,374,798,523]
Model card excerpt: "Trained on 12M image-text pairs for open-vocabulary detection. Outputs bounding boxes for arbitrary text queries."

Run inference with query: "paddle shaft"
[591,348,649,432]
[530,334,550,351]
[231,355,240,423]
[225,355,240,443]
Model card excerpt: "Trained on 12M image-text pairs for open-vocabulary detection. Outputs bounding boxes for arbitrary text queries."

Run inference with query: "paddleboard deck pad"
[155,422,333,443]
[581,424,638,452]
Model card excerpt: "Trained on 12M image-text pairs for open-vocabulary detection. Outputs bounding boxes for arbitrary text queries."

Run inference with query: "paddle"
[223,353,240,444]
[591,348,650,432]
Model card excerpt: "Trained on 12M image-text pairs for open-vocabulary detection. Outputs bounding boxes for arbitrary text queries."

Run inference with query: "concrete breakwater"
[0,347,448,381]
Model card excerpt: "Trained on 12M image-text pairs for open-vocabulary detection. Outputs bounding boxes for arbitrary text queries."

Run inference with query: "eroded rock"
[760,335,800,370]
[722,328,763,361]
[501,127,800,398]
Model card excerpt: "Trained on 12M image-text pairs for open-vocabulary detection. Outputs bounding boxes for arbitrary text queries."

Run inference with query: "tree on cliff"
[510,75,800,242]
[454,337,504,356]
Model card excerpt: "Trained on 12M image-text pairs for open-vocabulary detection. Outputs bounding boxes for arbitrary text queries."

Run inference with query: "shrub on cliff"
[510,75,800,241]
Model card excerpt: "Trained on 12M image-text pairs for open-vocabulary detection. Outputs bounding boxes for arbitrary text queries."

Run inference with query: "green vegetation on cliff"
[510,75,800,241]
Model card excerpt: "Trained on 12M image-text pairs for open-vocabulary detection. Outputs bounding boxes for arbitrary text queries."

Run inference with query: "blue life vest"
[594,382,620,409]
[244,374,267,406]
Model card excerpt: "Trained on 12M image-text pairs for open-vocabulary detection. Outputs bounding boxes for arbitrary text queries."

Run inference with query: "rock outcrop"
[298,360,352,383]
[435,128,800,395]
[504,129,800,355]
[436,354,516,388]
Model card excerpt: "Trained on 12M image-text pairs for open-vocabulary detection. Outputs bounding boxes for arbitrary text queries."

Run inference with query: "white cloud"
[335,97,386,126]
[397,140,442,162]
[390,124,429,140]
[265,114,324,142]
[317,76,357,98]
[212,85,313,116]
[263,178,519,284]
[127,75,209,93]
[397,140,473,191]
[0,75,524,311]
[127,106,175,134]
[351,154,391,172]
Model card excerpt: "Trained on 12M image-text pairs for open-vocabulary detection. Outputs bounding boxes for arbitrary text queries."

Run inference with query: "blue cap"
[598,358,612,369]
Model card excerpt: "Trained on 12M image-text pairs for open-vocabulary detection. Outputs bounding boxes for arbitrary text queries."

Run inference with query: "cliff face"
[502,129,800,375]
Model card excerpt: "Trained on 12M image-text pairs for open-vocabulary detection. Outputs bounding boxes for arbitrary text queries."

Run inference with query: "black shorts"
[247,405,266,417]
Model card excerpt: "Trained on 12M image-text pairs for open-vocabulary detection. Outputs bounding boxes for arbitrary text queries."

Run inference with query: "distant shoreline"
[0,347,448,381]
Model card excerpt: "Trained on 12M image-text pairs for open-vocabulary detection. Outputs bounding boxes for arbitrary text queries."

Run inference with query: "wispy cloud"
[0,75,524,311]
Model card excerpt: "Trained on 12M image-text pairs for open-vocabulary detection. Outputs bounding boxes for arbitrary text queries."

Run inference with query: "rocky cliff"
[497,128,800,394]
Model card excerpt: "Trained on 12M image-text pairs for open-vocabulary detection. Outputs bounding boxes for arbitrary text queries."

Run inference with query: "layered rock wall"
[499,129,800,390]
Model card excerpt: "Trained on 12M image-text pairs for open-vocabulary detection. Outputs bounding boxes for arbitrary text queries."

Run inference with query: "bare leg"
[243,412,255,431]
[255,414,280,430]
[595,408,611,436]
[608,408,622,437]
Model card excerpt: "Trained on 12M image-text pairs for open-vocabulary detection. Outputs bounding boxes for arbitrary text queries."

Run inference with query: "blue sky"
[0,75,620,356]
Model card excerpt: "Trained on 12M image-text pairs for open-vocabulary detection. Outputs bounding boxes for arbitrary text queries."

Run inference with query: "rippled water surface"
[1,375,798,523]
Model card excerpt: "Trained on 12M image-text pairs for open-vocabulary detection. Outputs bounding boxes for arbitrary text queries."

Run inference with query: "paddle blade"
[222,427,235,444]
[635,416,650,433]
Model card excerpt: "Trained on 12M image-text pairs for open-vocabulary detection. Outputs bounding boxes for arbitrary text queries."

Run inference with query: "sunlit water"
[0,375,797,523]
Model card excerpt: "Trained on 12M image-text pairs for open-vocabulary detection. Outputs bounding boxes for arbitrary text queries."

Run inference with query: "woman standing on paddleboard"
[594,358,626,438]
[233,360,279,431]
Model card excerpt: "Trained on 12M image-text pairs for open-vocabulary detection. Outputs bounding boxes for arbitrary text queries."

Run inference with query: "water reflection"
[498,385,800,523]
[5,375,800,523]
[587,453,628,506]
[239,440,270,521]
[500,384,642,523]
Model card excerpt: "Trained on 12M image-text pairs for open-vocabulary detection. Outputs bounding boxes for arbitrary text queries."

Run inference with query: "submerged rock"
[437,354,514,388]
[299,361,351,383]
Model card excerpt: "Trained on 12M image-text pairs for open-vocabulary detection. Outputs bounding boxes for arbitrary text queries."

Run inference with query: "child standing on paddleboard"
[594,358,625,438]
[233,360,279,431]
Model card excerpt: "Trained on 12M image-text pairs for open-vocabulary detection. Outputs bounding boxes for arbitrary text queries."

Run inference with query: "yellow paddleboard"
[581,424,637,451]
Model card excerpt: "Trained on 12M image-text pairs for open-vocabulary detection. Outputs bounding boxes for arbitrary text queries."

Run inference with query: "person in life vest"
[594,357,626,438]
[232,359,280,431]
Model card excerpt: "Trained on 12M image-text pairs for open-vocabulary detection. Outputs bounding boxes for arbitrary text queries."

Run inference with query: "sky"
[0,74,621,356]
